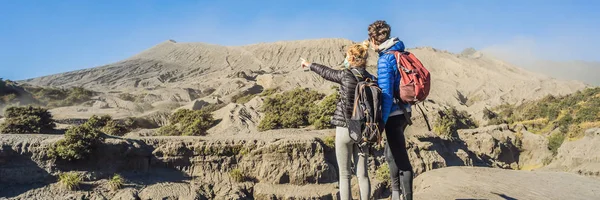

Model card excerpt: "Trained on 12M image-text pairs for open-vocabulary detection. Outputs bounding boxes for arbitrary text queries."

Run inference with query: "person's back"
[372,34,412,121]
[301,44,373,200]
[368,20,414,200]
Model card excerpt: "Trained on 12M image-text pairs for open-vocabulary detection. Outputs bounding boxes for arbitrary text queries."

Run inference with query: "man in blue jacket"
[368,20,413,200]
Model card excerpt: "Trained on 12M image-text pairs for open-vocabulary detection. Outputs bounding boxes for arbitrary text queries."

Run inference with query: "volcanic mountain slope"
[21,39,354,93]
[21,39,586,116]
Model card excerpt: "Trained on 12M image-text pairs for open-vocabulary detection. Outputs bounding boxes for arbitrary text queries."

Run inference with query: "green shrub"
[484,107,507,126]
[258,88,325,131]
[156,124,180,136]
[26,86,95,107]
[183,119,213,136]
[49,124,104,161]
[107,174,124,191]
[64,87,95,105]
[257,114,278,132]
[0,79,26,105]
[433,107,477,138]
[557,114,573,130]
[566,124,585,140]
[0,106,56,133]
[574,106,599,123]
[157,109,215,136]
[229,168,246,182]
[259,88,279,97]
[494,87,600,135]
[495,103,516,123]
[232,88,280,104]
[59,172,83,191]
[231,92,256,104]
[548,132,566,156]
[239,147,251,156]
[200,103,226,113]
[309,93,338,129]
[85,115,112,129]
[25,87,65,101]
[376,163,390,181]
[322,135,335,149]
[82,115,128,136]
[101,120,128,136]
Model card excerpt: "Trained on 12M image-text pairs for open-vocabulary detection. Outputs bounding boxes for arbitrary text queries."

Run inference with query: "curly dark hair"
[368,20,391,45]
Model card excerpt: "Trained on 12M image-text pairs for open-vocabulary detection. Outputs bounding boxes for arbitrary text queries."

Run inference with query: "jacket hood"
[378,37,405,53]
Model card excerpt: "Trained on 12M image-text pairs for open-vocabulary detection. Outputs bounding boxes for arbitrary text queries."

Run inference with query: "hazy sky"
[1,0,599,82]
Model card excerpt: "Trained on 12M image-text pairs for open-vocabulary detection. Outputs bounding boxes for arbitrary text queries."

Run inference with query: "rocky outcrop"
[544,128,600,177]
[403,124,525,176]
[2,125,593,199]
[517,130,553,170]
[144,136,337,185]
[0,135,58,185]
[208,97,263,135]
[457,124,520,169]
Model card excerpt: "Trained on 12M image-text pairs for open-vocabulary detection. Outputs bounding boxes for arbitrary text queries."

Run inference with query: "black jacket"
[309,63,374,127]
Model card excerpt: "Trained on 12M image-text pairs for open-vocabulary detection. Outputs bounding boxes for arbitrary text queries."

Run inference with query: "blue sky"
[1,0,599,81]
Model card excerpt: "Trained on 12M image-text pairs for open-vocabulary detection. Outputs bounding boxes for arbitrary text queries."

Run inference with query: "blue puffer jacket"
[377,37,412,124]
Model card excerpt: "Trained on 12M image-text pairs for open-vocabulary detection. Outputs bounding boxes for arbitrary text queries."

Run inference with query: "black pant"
[384,114,413,200]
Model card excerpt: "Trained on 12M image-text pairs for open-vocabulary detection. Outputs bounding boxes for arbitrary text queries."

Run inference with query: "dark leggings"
[385,114,413,200]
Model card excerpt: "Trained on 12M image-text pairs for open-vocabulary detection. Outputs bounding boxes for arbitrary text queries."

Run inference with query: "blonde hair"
[347,43,369,67]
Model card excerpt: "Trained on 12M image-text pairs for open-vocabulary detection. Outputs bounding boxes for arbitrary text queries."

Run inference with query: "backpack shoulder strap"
[349,68,363,82]
[386,51,412,74]
[345,69,362,117]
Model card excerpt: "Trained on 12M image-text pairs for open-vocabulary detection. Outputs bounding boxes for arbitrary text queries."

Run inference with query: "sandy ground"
[414,166,600,200]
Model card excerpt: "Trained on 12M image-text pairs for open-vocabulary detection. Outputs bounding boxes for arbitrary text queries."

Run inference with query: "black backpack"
[347,69,384,149]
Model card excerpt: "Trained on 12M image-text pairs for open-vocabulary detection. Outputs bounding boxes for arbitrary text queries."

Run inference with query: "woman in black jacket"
[301,43,373,200]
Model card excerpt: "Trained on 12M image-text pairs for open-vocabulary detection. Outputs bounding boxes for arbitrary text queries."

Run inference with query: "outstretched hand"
[300,58,311,68]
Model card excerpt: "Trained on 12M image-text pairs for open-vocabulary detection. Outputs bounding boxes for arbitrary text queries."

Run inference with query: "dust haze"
[481,37,600,86]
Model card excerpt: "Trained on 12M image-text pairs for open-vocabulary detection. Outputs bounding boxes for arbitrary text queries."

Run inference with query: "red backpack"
[387,51,431,104]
